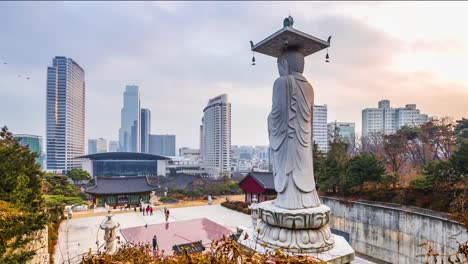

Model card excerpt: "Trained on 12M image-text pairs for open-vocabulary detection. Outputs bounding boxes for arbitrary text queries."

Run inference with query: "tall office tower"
[313,104,328,153]
[108,140,119,152]
[327,122,356,148]
[362,100,430,137]
[201,94,231,178]
[140,108,151,153]
[88,139,97,154]
[46,56,85,172]
[149,134,176,156]
[13,134,44,169]
[118,85,141,152]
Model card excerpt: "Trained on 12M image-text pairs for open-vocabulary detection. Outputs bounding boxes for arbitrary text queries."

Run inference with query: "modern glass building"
[78,152,170,177]
[46,56,85,172]
[88,139,97,154]
[119,85,141,152]
[13,134,44,169]
[140,108,151,153]
[149,134,176,156]
[327,122,356,149]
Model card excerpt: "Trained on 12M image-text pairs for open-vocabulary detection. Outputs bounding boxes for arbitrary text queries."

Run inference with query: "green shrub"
[410,175,434,193]
[43,194,85,208]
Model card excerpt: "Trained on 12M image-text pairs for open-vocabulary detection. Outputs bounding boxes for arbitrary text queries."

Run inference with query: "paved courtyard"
[121,218,232,254]
[55,204,375,264]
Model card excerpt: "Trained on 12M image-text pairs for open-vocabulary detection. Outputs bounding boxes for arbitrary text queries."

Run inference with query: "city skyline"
[1,2,468,150]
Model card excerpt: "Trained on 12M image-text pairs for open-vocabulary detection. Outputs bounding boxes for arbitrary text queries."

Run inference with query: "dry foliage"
[419,240,467,264]
[80,236,325,264]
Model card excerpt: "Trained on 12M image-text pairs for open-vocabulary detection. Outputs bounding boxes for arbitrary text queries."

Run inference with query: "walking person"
[150,206,153,216]
[165,208,170,222]
[152,235,159,252]
[146,205,150,216]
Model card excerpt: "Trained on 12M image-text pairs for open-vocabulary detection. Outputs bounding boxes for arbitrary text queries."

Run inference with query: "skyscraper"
[140,108,151,153]
[362,100,430,137]
[46,56,85,172]
[149,134,176,156]
[13,134,44,169]
[108,140,119,152]
[119,85,141,152]
[313,105,328,153]
[201,94,231,178]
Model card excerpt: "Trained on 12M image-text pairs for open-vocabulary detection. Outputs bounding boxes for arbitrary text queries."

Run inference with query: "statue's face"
[277,59,289,76]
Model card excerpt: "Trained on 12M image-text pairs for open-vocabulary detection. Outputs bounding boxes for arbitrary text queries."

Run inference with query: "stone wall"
[321,196,467,264]
[27,226,49,264]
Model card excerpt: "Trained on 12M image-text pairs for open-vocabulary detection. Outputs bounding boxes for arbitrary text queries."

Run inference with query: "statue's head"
[277,49,305,76]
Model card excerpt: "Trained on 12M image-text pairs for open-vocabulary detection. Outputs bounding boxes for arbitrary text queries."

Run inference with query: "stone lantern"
[100,211,120,254]
[249,194,259,229]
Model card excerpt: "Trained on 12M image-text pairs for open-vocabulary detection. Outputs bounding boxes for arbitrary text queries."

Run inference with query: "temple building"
[238,171,276,203]
[85,176,158,207]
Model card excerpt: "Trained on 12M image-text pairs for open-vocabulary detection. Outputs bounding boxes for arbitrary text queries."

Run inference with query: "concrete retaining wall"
[321,196,467,264]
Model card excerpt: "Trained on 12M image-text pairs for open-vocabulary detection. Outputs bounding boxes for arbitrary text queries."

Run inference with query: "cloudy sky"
[1,1,467,150]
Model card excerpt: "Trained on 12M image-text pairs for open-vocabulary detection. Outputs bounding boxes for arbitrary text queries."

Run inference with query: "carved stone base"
[238,227,355,264]
[256,219,335,253]
[251,200,334,252]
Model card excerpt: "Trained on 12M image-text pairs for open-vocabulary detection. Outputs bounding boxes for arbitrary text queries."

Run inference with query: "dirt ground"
[71,194,245,219]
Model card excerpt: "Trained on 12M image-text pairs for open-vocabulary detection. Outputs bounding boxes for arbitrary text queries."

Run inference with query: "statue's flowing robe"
[268,73,321,209]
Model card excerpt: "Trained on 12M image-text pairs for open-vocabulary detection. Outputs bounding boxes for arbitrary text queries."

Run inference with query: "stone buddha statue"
[238,17,354,257]
[268,49,320,210]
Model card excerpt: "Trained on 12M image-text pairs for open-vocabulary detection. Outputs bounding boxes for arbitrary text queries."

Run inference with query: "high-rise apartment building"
[313,105,328,153]
[362,100,430,137]
[327,122,355,148]
[13,134,44,169]
[108,140,119,152]
[149,134,176,156]
[140,108,151,153]
[201,94,231,178]
[46,56,85,172]
[119,85,141,152]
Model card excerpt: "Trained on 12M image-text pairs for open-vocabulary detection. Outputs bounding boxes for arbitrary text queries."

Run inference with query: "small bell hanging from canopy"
[250,41,256,65]
[325,36,332,63]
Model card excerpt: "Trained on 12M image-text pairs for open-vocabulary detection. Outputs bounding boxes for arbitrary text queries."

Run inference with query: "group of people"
[139,204,170,223]
[141,204,153,216]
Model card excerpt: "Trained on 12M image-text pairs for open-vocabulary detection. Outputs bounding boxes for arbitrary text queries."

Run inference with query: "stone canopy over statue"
[239,17,354,262]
